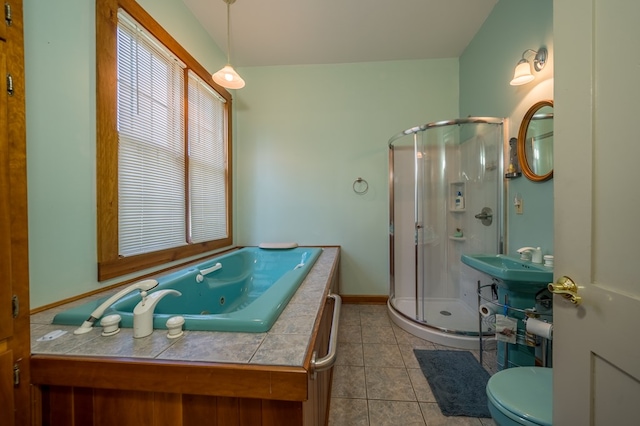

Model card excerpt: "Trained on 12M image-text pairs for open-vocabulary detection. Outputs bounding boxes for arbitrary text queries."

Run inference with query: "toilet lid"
[486,367,552,426]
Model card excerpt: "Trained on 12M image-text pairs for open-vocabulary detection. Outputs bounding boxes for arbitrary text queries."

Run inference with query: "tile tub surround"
[30,247,339,366]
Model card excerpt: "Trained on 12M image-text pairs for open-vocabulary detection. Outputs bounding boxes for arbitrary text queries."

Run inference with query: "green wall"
[460,0,554,257]
[24,0,228,307]
[233,60,459,295]
[25,0,553,307]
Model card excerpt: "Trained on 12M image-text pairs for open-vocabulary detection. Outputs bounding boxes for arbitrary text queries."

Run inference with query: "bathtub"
[52,246,323,332]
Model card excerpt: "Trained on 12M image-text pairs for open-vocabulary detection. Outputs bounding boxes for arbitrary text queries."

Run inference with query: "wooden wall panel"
[237,398,263,425]
[43,386,73,426]
[153,392,182,426]
[93,389,156,426]
[262,399,303,426]
[216,396,240,426]
[181,394,215,424]
[72,387,95,426]
[31,356,308,401]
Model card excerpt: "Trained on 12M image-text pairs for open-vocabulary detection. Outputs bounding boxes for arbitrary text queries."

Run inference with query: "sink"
[461,254,553,291]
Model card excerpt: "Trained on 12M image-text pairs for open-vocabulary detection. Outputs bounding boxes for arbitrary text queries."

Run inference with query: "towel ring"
[353,177,368,195]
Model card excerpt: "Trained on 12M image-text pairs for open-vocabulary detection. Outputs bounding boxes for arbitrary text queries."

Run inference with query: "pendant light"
[212,0,245,89]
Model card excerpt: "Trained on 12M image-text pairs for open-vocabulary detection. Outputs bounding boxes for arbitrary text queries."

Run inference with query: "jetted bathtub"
[52,246,323,332]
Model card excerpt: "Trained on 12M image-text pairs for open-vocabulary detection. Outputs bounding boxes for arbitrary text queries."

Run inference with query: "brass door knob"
[548,276,582,305]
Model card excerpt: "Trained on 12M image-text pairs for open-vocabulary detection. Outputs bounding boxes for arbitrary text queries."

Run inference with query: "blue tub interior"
[52,246,322,333]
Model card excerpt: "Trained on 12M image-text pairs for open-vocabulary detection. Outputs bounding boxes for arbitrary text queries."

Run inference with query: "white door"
[553,0,640,424]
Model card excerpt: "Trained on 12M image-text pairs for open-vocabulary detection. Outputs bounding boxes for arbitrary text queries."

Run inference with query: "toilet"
[486,366,552,426]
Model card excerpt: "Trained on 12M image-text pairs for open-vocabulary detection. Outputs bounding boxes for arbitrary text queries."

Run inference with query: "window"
[97,0,233,281]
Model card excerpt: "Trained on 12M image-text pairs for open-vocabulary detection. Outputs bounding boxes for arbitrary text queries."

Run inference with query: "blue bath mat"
[414,349,491,418]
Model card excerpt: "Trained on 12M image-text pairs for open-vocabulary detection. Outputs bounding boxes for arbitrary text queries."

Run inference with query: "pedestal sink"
[461,254,553,292]
[463,253,554,369]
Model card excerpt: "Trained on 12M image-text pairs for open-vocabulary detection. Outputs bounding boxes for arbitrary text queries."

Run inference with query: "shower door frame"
[388,117,505,336]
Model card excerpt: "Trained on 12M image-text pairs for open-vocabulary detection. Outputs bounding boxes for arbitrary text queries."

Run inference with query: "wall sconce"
[510,48,548,86]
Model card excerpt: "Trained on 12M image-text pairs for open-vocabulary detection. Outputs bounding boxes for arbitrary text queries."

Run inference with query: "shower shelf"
[449,236,466,241]
[449,182,466,211]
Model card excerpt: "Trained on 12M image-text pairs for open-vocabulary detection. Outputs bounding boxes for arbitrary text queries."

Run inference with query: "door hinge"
[6,74,13,96]
[13,364,20,385]
[12,295,18,318]
[4,2,11,26]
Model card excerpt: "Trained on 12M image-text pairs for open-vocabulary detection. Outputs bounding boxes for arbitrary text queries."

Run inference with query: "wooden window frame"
[96,0,233,281]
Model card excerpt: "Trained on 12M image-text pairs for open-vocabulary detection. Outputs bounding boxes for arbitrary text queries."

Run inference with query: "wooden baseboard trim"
[339,295,388,305]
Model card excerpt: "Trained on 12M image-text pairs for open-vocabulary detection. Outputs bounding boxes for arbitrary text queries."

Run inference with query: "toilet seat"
[486,367,552,426]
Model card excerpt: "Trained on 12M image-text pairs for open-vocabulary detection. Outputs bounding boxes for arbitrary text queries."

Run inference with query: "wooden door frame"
[2,1,31,425]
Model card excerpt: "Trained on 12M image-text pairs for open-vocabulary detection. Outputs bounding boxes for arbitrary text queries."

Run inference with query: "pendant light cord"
[225,0,231,65]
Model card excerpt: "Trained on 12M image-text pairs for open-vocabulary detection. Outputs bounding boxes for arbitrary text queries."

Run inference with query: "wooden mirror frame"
[517,100,554,182]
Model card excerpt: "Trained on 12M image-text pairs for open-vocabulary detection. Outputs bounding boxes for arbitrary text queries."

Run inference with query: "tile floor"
[328,303,498,426]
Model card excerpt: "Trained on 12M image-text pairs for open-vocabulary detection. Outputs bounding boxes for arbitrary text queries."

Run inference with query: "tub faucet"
[73,279,159,335]
[133,289,182,338]
[517,247,543,264]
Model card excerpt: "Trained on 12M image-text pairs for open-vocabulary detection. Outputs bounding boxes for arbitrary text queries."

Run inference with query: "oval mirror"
[517,100,554,182]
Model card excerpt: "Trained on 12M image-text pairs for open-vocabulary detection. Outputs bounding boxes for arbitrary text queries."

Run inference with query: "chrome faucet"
[73,279,159,335]
[517,247,543,264]
[133,289,182,338]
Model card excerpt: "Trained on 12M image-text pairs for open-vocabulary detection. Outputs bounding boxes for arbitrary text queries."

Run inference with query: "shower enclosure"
[388,117,504,349]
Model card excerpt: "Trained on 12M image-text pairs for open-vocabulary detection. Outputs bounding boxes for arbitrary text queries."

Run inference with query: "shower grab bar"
[310,293,342,377]
[195,262,222,283]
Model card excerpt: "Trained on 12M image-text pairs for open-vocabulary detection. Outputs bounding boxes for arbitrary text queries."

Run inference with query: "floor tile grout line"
[330,304,497,425]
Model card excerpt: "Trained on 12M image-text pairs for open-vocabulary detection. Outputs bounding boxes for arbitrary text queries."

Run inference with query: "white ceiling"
[181,0,499,67]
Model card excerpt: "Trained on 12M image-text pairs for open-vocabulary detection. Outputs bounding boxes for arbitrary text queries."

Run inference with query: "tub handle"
[310,293,342,377]
[196,262,222,283]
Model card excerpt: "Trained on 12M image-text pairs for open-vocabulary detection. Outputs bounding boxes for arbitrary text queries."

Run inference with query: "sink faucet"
[73,279,159,335]
[517,247,543,264]
[133,289,182,338]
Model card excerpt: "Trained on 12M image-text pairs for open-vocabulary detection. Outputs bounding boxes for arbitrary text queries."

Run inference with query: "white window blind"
[116,10,228,257]
[188,71,228,243]
[117,10,186,256]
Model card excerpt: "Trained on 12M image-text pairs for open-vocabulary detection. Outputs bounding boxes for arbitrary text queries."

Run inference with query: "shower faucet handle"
[474,207,493,226]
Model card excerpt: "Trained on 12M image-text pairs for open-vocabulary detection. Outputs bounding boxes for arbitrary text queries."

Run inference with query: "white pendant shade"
[212,65,245,89]
[510,60,534,86]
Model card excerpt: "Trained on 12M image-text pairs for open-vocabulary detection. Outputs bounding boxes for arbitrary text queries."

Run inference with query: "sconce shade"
[213,65,245,89]
[510,60,535,86]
